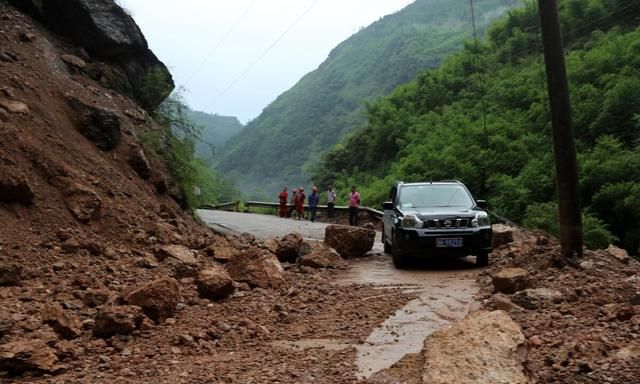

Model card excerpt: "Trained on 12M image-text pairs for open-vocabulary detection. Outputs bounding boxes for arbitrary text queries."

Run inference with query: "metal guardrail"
[198,201,240,211]
[246,201,384,218]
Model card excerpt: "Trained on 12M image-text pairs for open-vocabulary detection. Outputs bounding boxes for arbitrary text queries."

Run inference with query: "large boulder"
[0,339,59,375]
[226,247,286,289]
[40,303,81,339]
[196,265,234,300]
[422,310,528,384]
[8,0,174,110]
[324,224,375,258]
[0,165,35,205]
[491,268,531,294]
[93,305,146,338]
[79,108,121,151]
[297,240,346,269]
[124,277,181,323]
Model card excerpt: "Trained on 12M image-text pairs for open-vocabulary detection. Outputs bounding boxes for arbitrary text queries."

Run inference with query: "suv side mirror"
[382,201,394,210]
[476,199,487,209]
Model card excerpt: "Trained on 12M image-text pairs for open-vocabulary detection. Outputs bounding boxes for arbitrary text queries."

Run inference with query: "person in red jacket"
[278,187,288,217]
[295,187,306,220]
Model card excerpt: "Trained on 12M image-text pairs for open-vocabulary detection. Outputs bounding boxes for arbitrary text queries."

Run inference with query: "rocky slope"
[6,0,174,110]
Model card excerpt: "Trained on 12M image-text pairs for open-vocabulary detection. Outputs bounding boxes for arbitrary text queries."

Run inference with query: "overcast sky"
[117,0,415,123]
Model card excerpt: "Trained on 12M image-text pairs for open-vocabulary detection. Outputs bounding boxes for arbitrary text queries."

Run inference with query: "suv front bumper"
[394,226,492,257]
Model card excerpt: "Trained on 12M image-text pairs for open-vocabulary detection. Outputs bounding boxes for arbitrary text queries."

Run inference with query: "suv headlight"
[471,211,490,227]
[401,214,423,228]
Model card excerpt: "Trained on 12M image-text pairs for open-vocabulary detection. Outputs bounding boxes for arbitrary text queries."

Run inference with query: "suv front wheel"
[391,234,407,268]
[476,252,489,267]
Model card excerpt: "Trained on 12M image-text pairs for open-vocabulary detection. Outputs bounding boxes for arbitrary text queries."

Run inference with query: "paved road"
[196,209,480,378]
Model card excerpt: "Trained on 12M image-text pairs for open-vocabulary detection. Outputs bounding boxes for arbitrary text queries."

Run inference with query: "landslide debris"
[479,228,640,384]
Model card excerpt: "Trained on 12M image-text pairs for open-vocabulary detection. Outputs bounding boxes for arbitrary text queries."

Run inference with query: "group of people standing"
[278,185,361,226]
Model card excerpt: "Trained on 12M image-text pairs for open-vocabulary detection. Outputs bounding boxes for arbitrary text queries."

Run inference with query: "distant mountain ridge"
[186,110,243,161]
[215,0,520,199]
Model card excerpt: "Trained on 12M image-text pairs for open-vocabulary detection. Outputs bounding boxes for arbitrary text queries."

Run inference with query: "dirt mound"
[479,229,640,384]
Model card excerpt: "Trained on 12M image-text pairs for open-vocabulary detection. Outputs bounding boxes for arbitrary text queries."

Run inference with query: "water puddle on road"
[338,254,480,379]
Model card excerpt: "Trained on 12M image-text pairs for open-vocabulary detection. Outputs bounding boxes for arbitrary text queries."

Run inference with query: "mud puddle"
[339,254,480,379]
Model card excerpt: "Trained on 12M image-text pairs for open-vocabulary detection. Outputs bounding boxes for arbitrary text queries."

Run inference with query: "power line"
[201,0,321,113]
[182,0,257,89]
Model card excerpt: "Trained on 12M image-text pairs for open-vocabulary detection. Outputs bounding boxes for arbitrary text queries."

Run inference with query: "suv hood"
[404,207,476,219]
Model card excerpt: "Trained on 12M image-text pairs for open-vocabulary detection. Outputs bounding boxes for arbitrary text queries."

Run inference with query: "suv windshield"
[398,185,473,209]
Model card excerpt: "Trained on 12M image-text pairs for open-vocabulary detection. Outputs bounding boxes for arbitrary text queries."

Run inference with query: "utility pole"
[538,0,583,258]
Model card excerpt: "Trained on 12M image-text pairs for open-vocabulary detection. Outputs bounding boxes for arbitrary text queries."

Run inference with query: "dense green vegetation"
[316,0,640,252]
[185,109,243,162]
[216,0,521,199]
[142,94,238,209]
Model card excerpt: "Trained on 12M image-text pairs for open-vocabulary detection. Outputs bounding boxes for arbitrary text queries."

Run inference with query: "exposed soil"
[477,231,640,384]
[1,2,639,384]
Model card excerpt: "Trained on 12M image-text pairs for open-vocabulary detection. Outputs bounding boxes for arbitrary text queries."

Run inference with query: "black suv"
[382,181,492,268]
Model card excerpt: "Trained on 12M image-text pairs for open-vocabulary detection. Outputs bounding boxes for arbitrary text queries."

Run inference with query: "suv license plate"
[436,238,463,247]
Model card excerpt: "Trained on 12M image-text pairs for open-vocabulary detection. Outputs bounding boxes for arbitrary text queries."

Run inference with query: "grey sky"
[118,0,415,123]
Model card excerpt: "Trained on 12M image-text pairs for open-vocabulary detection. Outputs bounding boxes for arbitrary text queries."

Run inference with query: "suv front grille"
[425,218,470,229]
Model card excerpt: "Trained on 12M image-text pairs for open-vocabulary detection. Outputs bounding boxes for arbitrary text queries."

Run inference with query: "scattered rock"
[124,108,146,122]
[60,54,87,69]
[511,288,563,310]
[18,31,36,42]
[492,224,515,247]
[156,244,197,265]
[226,247,286,289]
[422,310,528,384]
[492,293,523,313]
[82,288,111,307]
[297,240,346,269]
[0,52,15,62]
[273,233,303,263]
[124,277,181,324]
[324,224,375,258]
[0,99,29,114]
[93,305,146,338]
[0,339,59,375]
[205,236,239,263]
[0,262,23,286]
[63,182,102,223]
[605,244,630,264]
[196,265,234,300]
[0,165,35,205]
[127,145,151,179]
[492,267,531,294]
[40,303,81,339]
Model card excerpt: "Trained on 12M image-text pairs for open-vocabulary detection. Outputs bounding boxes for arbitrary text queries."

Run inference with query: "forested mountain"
[185,110,244,161]
[316,0,640,253]
[216,0,520,198]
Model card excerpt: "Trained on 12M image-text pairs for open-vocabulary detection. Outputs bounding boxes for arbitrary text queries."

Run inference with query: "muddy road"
[198,210,481,379]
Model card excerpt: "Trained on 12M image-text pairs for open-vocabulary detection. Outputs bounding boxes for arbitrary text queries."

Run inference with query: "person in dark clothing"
[308,186,320,222]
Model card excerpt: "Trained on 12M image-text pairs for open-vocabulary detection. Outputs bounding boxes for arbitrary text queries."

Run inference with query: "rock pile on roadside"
[479,227,640,384]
